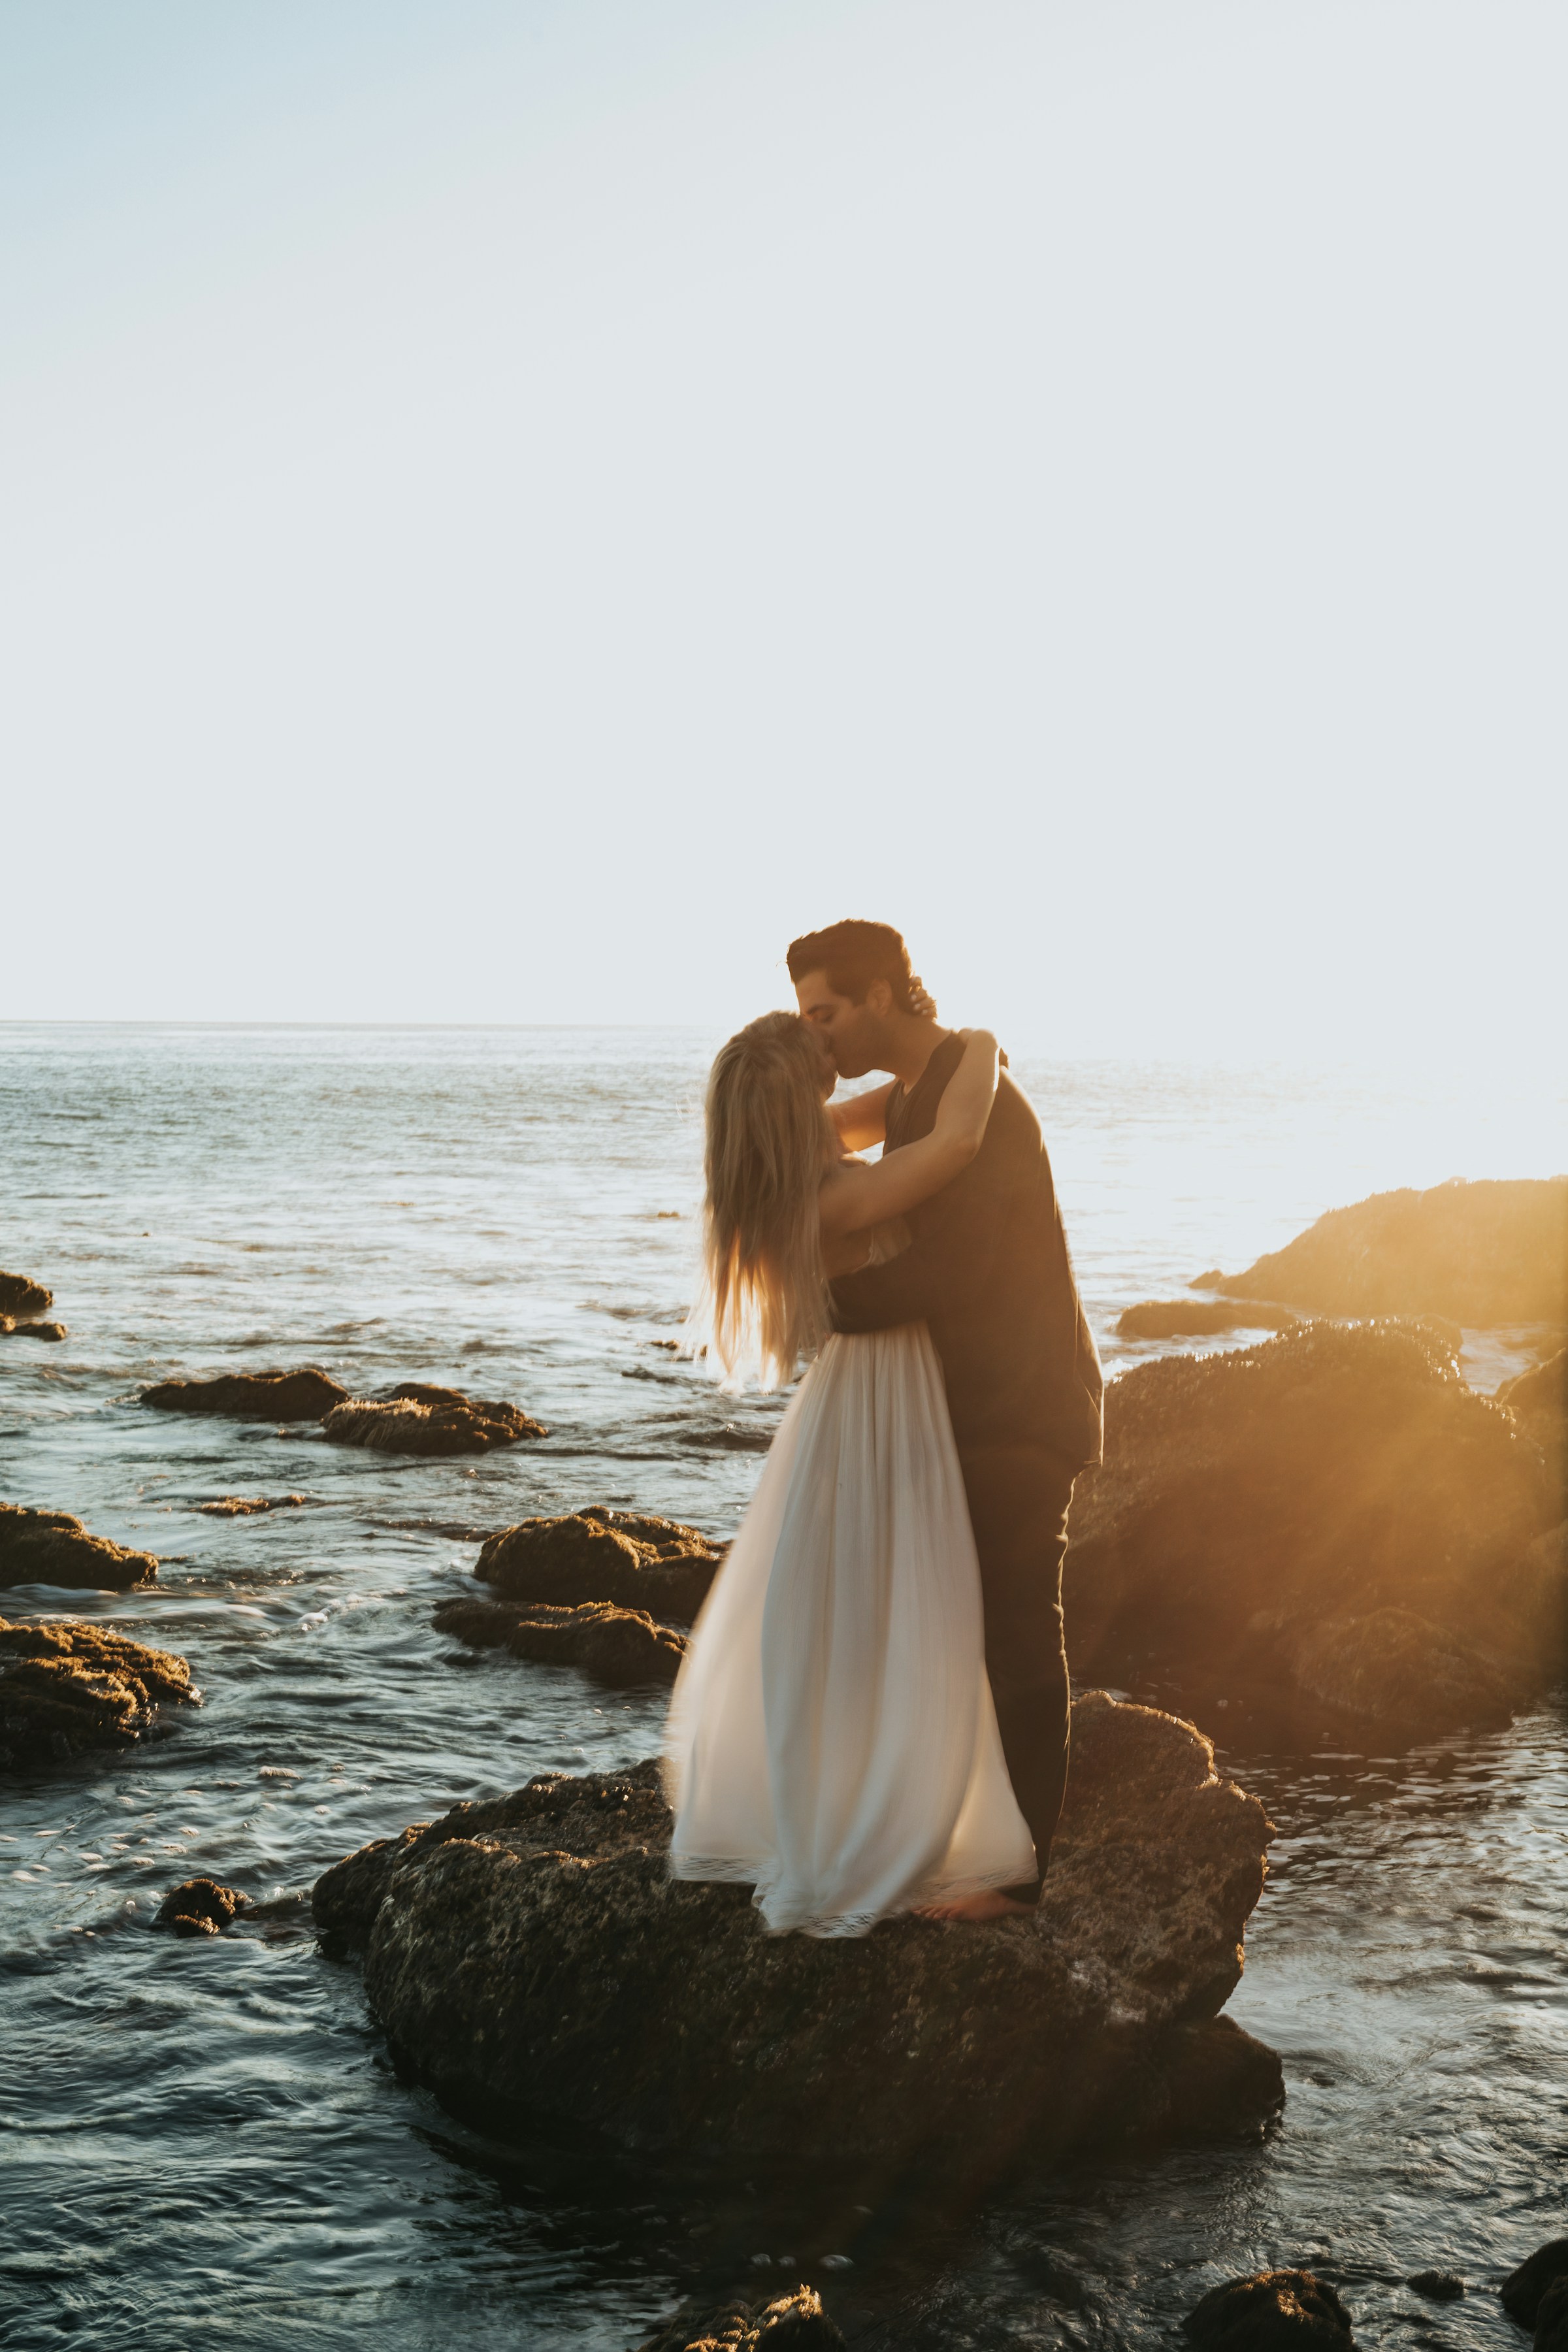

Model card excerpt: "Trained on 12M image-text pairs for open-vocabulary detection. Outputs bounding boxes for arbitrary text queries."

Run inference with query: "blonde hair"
[696,1011,836,1390]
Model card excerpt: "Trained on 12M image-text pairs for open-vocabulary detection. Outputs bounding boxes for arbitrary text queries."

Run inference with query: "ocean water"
[1,1024,1563,2351]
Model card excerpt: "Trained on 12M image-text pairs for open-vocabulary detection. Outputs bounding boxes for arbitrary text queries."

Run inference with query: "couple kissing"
[661,918,1103,1936]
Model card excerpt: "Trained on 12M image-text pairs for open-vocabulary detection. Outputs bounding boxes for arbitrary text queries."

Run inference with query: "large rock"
[1064,1321,1562,1734]
[141,1367,348,1420]
[0,1503,159,1592]
[0,1618,197,1767]
[634,2289,844,2351]
[1192,1177,1568,1327]
[0,1271,52,1318]
[1,1317,67,1342]
[312,1693,1275,2169]
[434,1596,686,1686]
[1503,2242,1568,2330]
[323,1383,546,1456]
[476,1507,723,1624]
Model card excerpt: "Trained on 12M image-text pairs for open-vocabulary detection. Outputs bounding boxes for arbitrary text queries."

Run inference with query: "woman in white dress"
[662,1011,1037,1938]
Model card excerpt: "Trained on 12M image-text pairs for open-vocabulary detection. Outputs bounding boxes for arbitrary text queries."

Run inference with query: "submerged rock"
[1064,1320,1562,1734]
[476,1507,723,1624]
[0,1503,159,1592]
[1503,2242,1568,2329]
[434,1595,685,1686]
[634,2287,844,2351]
[1183,2270,1354,2347]
[1117,1299,1298,1341]
[1191,1176,1568,1327]
[0,1618,196,1767]
[312,1693,1275,2169]
[323,1383,546,1456]
[1,1318,67,1341]
[195,1494,309,1517]
[155,1876,251,1936]
[1406,2272,1465,2302]
[141,1367,348,1420]
[0,1271,52,1318]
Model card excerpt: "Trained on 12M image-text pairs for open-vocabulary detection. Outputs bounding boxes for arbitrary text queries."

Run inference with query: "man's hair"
[785,919,915,1011]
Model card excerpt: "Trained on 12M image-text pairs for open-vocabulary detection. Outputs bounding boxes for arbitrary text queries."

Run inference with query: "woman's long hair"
[696,1011,836,1390]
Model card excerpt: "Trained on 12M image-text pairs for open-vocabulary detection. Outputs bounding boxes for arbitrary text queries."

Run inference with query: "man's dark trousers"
[960,1441,1077,1903]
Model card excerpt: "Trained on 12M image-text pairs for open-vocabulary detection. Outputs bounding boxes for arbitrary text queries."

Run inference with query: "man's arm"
[830,1233,947,1332]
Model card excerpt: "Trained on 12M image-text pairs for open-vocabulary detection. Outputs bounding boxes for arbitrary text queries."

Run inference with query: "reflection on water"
[1,1027,1563,2349]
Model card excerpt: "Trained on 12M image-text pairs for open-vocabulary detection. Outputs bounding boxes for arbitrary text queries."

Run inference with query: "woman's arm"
[830,1079,897,1152]
[819,1032,1000,1239]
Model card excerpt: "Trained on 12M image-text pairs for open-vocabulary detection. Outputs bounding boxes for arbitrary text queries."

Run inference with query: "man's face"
[792,970,894,1082]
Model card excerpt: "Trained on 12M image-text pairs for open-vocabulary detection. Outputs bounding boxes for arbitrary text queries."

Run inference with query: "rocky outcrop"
[141,1367,348,1420]
[155,1877,251,1936]
[1,1318,67,1341]
[476,1508,723,1624]
[634,2289,844,2351]
[323,1383,546,1456]
[434,1596,686,1686]
[1064,1321,1563,1735]
[1117,1299,1298,1340]
[1183,2271,1354,2347]
[0,1618,196,1767]
[312,1693,1275,2169]
[1191,1176,1568,1328]
[0,1271,52,1318]
[195,1494,308,1517]
[0,1503,159,1592]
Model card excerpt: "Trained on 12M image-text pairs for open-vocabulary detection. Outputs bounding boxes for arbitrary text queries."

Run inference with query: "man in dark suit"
[789,918,1103,1919]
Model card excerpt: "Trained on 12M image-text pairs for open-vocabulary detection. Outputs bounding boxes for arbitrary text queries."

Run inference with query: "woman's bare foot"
[913,1889,1036,1923]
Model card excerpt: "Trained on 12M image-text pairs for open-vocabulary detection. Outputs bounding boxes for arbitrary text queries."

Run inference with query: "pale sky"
[2,0,1563,1061]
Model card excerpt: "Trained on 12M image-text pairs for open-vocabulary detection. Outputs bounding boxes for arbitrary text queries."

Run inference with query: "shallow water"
[1,1026,1564,2349]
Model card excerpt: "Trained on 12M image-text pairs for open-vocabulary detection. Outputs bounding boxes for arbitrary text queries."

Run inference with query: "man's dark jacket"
[830,1034,1103,1467]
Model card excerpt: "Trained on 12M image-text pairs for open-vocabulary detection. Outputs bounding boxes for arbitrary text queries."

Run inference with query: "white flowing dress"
[662,1323,1036,1938]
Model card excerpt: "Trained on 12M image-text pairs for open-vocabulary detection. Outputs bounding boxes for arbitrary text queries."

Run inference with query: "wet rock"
[1065,1321,1561,1734]
[323,1383,546,1456]
[1191,1176,1568,1327]
[195,1494,309,1517]
[0,1271,52,1318]
[476,1508,723,1624]
[1406,2272,1465,2302]
[633,2287,844,2351]
[141,1367,348,1420]
[434,1596,685,1687]
[0,1618,197,1767]
[1,1317,67,1341]
[312,1693,1275,2168]
[1115,2013,1284,2146]
[1503,2241,1568,2328]
[1117,1299,1299,1341]
[0,1503,159,1592]
[1536,2278,1568,2352]
[155,1877,251,1936]
[1183,2271,1354,2348]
